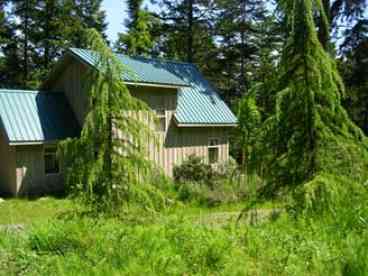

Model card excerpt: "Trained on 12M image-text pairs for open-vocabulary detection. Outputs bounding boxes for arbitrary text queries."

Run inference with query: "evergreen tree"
[339,22,368,134]
[2,0,107,88]
[10,0,40,87]
[115,0,155,55]
[151,0,217,63]
[67,0,107,47]
[60,29,157,213]
[215,0,267,97]
[256,0,368,194]
[0,2,23,88]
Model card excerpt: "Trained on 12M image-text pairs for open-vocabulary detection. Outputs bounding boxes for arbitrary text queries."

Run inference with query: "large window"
[156,109,167,132]
[208,138,220,164]
[44,147,60,175]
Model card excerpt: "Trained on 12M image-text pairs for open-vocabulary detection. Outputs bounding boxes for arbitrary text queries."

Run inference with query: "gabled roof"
[68,48,237,126]
[69,48,189,88]
[0,90,80,145]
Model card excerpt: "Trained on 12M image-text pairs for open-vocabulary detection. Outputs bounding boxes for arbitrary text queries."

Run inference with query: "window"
[44,147,59,174]
[208,138,220,164]
[156,109,166,132]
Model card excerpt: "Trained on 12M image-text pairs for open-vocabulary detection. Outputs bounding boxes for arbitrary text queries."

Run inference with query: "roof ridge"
[70,47,196,67]
[0,89,40,94]
[115,53,195,66]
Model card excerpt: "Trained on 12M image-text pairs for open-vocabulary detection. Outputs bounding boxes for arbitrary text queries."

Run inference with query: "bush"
[173,155,215,186]
[176,178,248,206]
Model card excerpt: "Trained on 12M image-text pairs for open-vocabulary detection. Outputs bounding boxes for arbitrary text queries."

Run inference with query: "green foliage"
[116,5,156,56]
[256,0,368,196]
[236,92,261,170]
[0,193,367,276]
[173,155,215,186]
[339,32,368,135]
[0,0,107,88]
[176,178,248,207]
[60,29,157,214]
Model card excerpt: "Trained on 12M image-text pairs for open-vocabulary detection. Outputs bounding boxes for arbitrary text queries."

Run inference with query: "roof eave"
[9,139,62,146]
[125,81,189,89]
[176,123,237,127]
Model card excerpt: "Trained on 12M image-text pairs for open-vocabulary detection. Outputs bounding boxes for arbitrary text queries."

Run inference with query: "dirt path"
[193,208,283,227]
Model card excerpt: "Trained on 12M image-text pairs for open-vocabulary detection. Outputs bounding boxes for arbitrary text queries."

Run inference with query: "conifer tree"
[60,29,156,213]
[115,0,155,56]
[257,0,368,193]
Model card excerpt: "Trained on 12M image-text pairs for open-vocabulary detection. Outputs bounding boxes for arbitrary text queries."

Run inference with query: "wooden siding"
[15,145,63,196]
[0,131,16,195]
[51,57,89,125]
[130,87,229,176]
[49,59,230,176]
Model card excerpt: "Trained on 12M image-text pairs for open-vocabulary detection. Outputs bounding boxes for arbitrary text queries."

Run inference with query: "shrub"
[173,155,215,186]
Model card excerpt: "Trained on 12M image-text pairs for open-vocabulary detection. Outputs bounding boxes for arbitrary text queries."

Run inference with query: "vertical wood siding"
[15,145,63,196]
[0,131,16,195]
[49,59,230,177]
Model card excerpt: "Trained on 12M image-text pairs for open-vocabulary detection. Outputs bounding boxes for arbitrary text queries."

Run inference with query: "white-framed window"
[208,138,220,164]
[44,146,60,175]
[156,109,167,132]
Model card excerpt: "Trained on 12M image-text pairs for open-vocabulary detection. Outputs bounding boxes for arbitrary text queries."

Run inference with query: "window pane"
[208,147,219,164]
[209,138,219,146]
[157,117,166,132]
[155,109,166,132]
[44,148,59,174]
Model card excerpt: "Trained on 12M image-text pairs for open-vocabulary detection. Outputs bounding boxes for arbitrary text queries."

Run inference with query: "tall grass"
[1,197,367,276]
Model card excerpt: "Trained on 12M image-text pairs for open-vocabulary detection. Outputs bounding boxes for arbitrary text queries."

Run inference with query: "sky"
[102,0,157,43]
[101,0,128,43]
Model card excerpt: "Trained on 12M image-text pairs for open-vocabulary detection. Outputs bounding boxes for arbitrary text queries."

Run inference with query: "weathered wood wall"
[130,87,229,176]
[15,145,64,196]
[0,131,16,195]
[49,57,230,176]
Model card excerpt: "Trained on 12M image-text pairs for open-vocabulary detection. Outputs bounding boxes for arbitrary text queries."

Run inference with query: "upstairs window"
[208,138,220,164]
[156,109,167,132]
[44,147,60,175]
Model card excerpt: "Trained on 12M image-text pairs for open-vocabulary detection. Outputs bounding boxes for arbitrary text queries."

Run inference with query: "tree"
[329,0,367,52]
[151,0,217,62]
[215,0,267,97]
[339,22,368,134]
[60,29,157,213]
[256,0,368,193]
[236,92,261,171]
[1,0,107,88]
[115,0,155,55]
[67,0,107,48]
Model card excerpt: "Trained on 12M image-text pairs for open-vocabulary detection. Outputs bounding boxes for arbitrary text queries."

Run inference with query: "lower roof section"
[0,89,80,144]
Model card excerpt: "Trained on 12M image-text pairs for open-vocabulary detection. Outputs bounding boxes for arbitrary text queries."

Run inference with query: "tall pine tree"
[212,0,269,102]
[2,0,107,88]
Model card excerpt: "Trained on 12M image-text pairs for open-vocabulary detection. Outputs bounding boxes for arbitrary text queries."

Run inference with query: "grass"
[0,193,367,275]
[0,197,73,225]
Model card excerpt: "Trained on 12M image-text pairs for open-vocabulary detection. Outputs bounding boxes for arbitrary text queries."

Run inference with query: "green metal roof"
[69,48,188,88]
[0,90,80,144]
[69,48,237,126]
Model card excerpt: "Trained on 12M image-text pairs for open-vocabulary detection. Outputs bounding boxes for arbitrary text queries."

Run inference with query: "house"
[0,48,237,196]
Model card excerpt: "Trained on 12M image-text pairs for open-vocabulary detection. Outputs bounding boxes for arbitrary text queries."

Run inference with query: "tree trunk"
[239,0,247,95]
[44,0,51,71]
[187,0,194,63]
[23,0,29,86]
